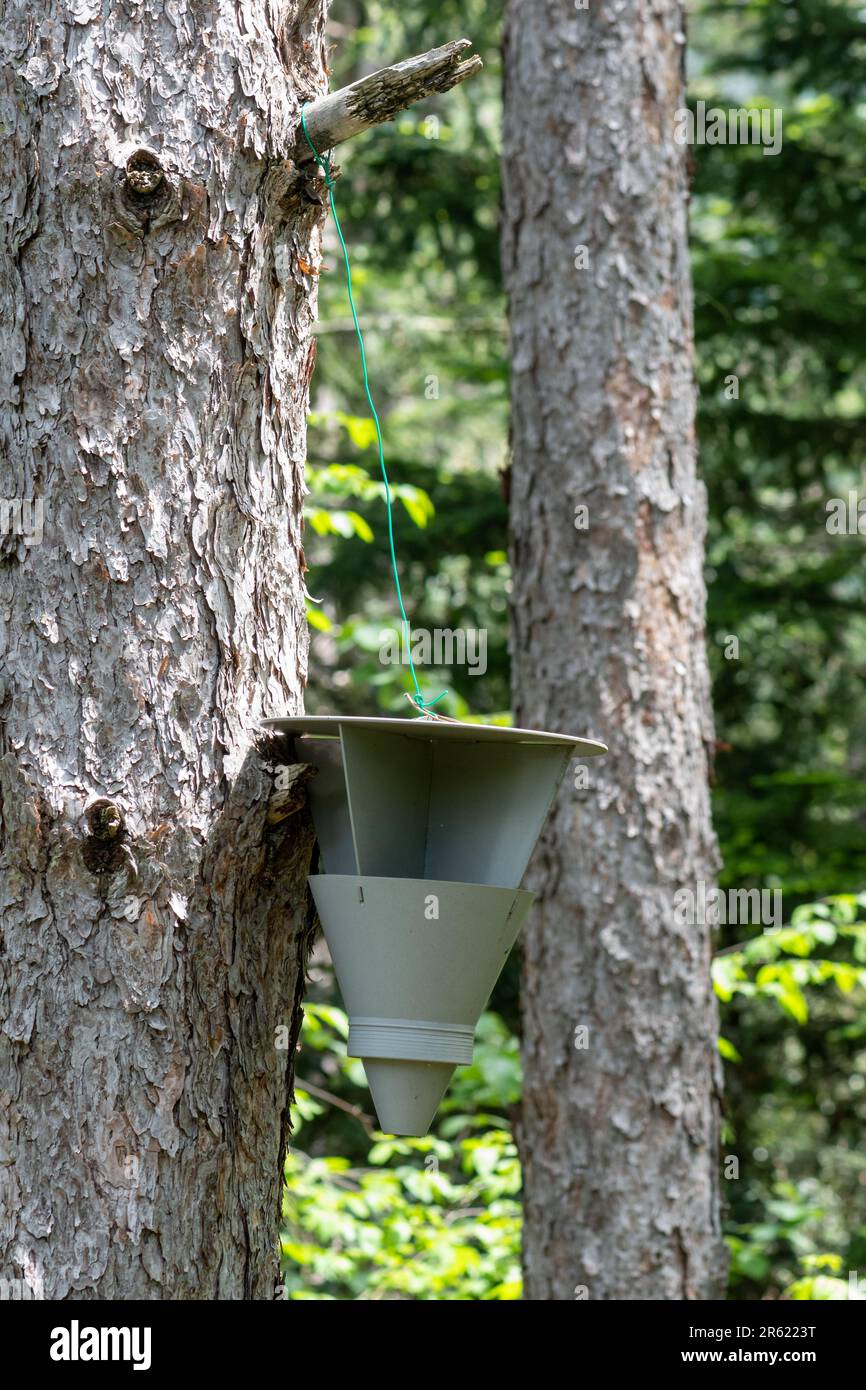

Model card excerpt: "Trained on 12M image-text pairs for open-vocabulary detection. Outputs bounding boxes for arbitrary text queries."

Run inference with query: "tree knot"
[83,798,127,874]
[124,148,164,198]
[112,148,180,235]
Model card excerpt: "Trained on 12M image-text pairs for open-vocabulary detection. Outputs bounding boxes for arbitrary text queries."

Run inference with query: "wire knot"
[406,692,453,721]
[300,107,336,187]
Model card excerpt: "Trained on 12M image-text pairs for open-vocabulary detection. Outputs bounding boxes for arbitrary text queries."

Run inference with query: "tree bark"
[502,1,727,1300]
[0,0,329,1299]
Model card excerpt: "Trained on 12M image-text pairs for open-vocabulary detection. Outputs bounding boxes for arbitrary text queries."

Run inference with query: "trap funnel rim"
[261,713,607,757]
[310,870,536,893]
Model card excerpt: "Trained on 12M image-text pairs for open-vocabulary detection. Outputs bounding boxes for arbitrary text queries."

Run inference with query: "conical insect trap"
[263,716,607,1135]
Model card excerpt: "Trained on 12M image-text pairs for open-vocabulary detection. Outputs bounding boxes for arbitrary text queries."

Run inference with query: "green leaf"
[337,412,380,452]
[307,606,332,633]
[718,1036,742,1062]
[398,485,434,529]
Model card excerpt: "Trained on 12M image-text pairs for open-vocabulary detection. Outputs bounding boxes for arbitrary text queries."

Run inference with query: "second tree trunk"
[502,0,727,1300]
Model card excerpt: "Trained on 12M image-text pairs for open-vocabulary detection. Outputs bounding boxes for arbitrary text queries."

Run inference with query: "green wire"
[301,107,446,716]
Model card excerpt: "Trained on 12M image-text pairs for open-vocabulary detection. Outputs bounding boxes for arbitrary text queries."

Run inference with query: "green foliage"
[692,3,866,904]
[688,1,866,1302]
[717,896,866,1298]
[282,897,865,1301]
[726,1182,825,1289]
[287,0,866,1302]
[280,1009,521,1300]
[713,895,866,1024]
[784,1252,862,1301]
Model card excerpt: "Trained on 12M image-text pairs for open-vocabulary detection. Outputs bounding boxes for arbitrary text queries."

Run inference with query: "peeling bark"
[0,0,329,1299]
[295,39,483,161]
[502,0,727,1299]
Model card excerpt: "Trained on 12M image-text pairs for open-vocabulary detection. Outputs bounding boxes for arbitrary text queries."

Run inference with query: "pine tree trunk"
[0,0,329,1299]
[502,1,727,1300]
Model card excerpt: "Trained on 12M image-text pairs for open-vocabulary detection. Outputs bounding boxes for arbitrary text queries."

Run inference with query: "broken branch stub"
[294,38,483,161]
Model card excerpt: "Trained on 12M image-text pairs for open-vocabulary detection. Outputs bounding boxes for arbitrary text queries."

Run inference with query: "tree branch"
[295,38,483,161]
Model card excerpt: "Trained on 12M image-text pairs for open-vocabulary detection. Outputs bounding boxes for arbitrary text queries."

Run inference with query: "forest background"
[280,0,866,1301]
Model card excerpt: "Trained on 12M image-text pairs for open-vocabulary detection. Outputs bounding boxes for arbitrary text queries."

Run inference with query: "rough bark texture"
[0,0,330,1299]
[502,0,727,1299]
